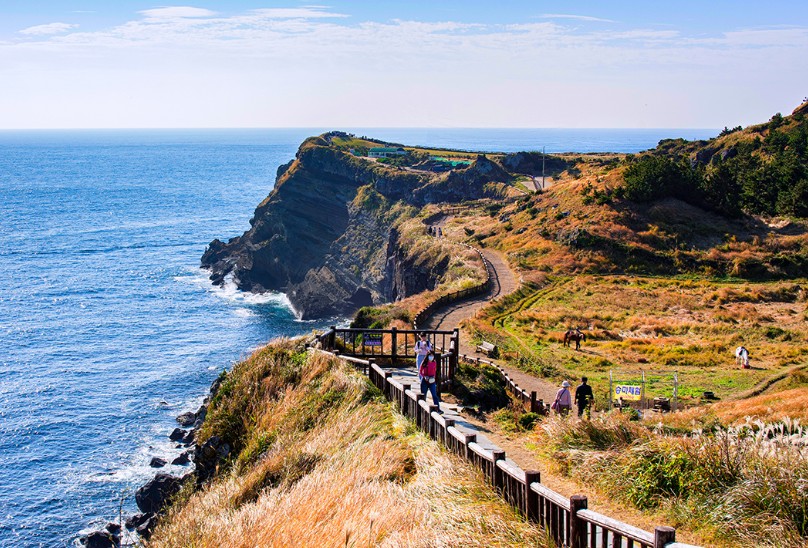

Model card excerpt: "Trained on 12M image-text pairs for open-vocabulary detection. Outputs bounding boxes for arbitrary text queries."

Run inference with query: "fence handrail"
[467,441,493,461]
[496,458,525,482]
[530,482,571,510]
[412,236,492,331]
[461,354,546,415]
[333,327,457,335]
[577,509,655,544]
[309,347,696,548]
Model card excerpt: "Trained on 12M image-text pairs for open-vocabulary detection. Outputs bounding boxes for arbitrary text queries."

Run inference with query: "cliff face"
[201,134,504,319]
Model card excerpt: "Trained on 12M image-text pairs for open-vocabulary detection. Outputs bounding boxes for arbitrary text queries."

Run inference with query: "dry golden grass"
[466,273,808,405]
[662,386,808,427]
[149,344,546,547]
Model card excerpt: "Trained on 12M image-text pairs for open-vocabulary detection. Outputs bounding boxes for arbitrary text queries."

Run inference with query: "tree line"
[619,113,808,218]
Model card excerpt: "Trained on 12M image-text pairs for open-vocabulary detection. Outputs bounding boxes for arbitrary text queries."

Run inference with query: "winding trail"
[422,238,559,404]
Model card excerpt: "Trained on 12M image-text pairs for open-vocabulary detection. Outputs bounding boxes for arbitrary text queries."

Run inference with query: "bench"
[476,341,498,358]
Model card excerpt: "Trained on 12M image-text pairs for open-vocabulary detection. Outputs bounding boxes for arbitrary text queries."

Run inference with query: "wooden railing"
[461,353,547,414]
[314,349,700,548]
[412,241,491,331]
[318,327,459,389]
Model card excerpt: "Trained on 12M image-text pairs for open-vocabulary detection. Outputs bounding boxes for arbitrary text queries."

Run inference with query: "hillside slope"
[201,133,511,318]
[147,341,545,547]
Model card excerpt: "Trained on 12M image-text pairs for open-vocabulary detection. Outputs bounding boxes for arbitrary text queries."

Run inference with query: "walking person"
[415,332,433,379]
[420,353,441,409]
[551,380,572,416]
[575,377,594,418]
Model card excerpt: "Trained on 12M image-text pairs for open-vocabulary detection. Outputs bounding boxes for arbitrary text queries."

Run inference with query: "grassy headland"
[148,341,546,547]
[177,102,808,547]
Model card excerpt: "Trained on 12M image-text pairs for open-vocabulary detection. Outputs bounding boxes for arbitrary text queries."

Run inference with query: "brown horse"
[563,329,585,350]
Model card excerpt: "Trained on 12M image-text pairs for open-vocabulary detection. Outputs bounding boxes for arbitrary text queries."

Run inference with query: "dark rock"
[176,412,196,427]
[149,457,167,468]
[169,428,186,441]
[193,405,207,428]
[693,146,718,166]
[105,522,121,535]
[193,436,223,483]
[276,158,294,179]
[171,452,190,465]
[720,147,738,161]
[216,442,231,460]
[125,512,151,530]
[182,429,196,445]
[136,515,156,539]
[84,531,116,548]
[135,473,186,514]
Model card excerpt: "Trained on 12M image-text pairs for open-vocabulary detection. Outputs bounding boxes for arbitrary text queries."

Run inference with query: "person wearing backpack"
[419,353,441,408]
[415,332,432,379]
[551,380,572,416]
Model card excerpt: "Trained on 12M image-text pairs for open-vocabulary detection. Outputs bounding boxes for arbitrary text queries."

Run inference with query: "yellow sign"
[614,385,642,401]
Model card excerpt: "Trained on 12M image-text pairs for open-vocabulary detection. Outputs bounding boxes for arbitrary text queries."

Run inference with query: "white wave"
[85,438,194,485]
[233,307,256,318]
[174,269,299,316]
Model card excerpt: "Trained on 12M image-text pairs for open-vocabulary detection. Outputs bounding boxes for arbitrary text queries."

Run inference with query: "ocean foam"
[174,270,299,316]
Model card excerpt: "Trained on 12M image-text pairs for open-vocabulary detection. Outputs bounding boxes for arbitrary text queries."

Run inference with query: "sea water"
[0,127,717,547]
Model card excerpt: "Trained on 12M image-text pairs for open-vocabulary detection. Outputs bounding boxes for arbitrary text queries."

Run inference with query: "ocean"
[0,127,718,547]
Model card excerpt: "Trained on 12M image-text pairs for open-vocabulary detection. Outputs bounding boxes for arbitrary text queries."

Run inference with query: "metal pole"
[541,146,546,190]
[641,370,646,411]
[609,370,613,411]
[674,372,678,412]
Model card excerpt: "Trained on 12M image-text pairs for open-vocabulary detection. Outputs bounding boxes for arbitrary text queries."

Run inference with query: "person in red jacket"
[419,353,441,408]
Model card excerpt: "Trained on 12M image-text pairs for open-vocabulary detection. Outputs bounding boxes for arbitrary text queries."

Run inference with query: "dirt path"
[422,242,559,405]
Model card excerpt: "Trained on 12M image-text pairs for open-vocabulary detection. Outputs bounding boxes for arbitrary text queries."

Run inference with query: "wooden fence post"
[524,470,540,521]
[401,383,411,416]
[443,418,454,447]
[428,405,439,439]
[464,433,476,460]
[416,394,425,428]
[328,326,336,350]
[570,495,588,548]
[383,371,392,399]
[390,327,398,362]
[654,526,676,548]
[367,358,375,378]
[492,450,506,489]
[450,328,459,384]
[530,391,538,413]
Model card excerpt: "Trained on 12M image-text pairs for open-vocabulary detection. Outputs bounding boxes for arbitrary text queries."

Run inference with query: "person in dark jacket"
[575,377,594,418]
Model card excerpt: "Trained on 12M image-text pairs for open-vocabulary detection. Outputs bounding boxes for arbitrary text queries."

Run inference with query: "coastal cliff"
[201,133,510,318]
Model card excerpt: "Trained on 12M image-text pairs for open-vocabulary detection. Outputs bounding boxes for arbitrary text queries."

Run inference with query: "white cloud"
[19,22,78,36]
[2,8,807,128]
[247,7,348,19]
[138,7,217,19]
[541,14,615,23]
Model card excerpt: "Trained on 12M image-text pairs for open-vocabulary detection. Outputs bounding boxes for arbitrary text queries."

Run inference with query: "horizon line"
[0,126,721,131]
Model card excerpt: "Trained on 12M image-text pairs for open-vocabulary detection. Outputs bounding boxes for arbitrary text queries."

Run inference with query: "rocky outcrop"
[135,473,188,514]
[384,228,449,301]
[202,135,507,319]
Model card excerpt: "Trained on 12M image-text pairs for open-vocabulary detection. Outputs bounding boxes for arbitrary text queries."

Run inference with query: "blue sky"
[1,1,807,128]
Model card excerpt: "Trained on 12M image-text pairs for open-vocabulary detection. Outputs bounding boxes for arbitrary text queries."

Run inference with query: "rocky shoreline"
[201,133,511,320]
[77,375,230,547]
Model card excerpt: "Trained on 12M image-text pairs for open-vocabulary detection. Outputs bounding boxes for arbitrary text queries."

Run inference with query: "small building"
[368,147,407,158]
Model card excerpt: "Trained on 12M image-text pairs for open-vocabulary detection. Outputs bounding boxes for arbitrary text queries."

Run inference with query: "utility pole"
[541,146,546,190]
